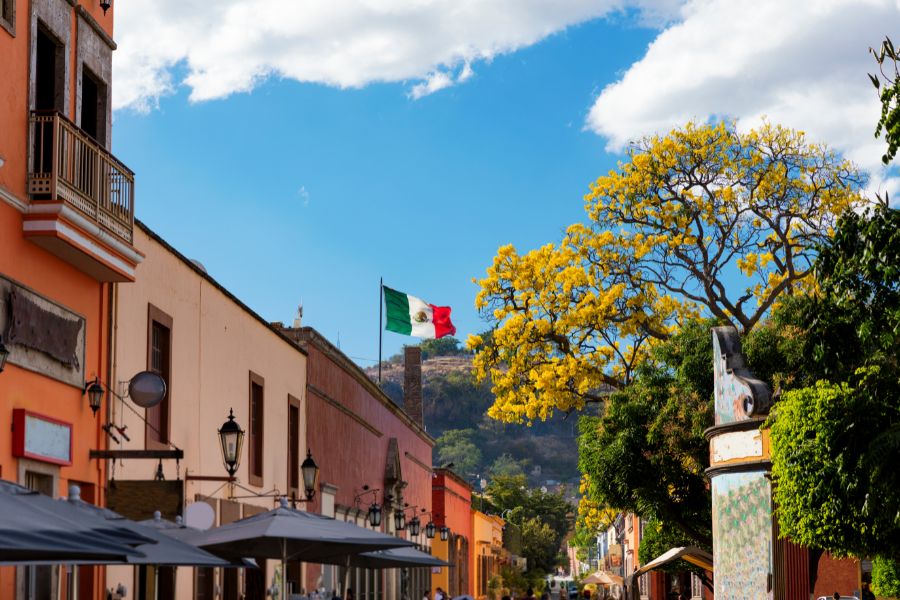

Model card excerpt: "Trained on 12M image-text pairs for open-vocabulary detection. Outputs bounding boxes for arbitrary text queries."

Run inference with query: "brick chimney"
[404,346,423,426]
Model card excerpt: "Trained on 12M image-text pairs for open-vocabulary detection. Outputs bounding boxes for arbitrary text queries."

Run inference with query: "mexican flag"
[384,286,456,339]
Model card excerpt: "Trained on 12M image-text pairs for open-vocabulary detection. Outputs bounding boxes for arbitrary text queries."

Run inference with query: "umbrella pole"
[342,556,351,600]
[283,538,288,600]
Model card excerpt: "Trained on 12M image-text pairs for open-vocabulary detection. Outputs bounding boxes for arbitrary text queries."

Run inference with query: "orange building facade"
[431,468,474,598]
[0,0,141,598]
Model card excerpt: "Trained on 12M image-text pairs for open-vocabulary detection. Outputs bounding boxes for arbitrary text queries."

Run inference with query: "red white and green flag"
[383,286,456,339]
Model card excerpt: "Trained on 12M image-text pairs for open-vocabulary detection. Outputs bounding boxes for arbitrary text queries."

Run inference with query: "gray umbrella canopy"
[187,500,414,563]
[185,498,416,597]
[349,546,450,569]
[62,500,231,567]
[0,480,144,563]
[139,512,257,569]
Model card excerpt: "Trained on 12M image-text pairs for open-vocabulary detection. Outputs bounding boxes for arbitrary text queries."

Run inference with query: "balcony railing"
[28,110,134,244]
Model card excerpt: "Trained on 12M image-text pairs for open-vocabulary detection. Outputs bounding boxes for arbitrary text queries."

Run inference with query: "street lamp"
[408,515,421,537]
[301,449,319,501]
[100,0,111,14]
[83,378,105,416]
[393,509,406,531]
[218,408,245,478]
[440,526,450,541]
[368,502,383,527]
[425,520,436,539]
[0,336,9,373]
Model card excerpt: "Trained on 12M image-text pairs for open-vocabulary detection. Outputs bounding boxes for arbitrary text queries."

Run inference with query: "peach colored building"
[471,511,505,600]
[0,0,141,596]
[106,223,308,600]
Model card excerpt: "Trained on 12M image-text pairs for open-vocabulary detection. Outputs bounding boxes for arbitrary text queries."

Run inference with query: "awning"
[635,546,713,575]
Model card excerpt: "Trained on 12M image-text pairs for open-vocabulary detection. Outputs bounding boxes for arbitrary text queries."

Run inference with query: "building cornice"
[136,220,308,358]
[75,5,116,50]
[290,327,435,446]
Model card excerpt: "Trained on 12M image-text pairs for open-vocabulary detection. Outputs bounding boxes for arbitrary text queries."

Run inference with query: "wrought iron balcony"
[28,110,134,244]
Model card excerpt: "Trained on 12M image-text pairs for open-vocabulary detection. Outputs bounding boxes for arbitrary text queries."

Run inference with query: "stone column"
[707,326,774,599]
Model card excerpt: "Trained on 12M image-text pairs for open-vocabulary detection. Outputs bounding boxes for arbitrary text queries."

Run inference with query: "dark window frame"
[79,63,108,145]
[146,304,172,449]
[287,394,301,498]
[0,0,14,37]
[248,371,265,487]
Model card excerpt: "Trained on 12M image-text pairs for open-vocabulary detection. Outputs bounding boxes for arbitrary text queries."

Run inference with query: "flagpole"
[378,277,383,382]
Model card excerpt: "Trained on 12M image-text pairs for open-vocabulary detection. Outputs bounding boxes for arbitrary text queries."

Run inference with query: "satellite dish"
[184,501,215,530]
[128,371,167,408]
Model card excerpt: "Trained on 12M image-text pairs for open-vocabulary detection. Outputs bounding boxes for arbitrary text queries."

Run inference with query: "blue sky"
[113,18,656,364]
[111,0,898,366]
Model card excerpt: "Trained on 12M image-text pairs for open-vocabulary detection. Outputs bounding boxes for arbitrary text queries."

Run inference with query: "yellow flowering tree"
[470,121,865,423]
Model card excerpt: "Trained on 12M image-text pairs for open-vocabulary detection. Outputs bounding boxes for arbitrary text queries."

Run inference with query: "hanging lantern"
[367,502,382,528]
[425,520,436,539]
[85,378,105,416]
[394,509,406,531]
[440,526,450,541]
[218,408,245,477]
[301,449,320,501]
[408,516,421,537]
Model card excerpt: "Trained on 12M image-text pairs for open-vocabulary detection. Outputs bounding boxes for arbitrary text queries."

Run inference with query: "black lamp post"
[425,520,436,539]
[99,0,111,14]
[218,408,245,478]
[0,336,9,373]
[84,378,104,416]
[440,526,450,541]
[301,449,319,501]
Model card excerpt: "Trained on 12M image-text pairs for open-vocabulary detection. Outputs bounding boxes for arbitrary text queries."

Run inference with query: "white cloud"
[586,0,900,184]
[113,0,675,111]
[297,185,310,207]
[409,70,456,100]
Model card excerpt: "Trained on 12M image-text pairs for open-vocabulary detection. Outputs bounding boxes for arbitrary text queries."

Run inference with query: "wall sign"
[12,409,73,466]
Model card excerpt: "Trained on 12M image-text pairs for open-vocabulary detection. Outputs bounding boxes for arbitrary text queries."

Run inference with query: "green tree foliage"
[419,337,466,359]
[435,429,482,476]
[490,453,527,477]
[577,319,715,549]
[768,372,900,556]
[870,37,900,164]
[487,475,574,574]
[766,204,900,558]
[873,556,900,597]
[519,517,563,573]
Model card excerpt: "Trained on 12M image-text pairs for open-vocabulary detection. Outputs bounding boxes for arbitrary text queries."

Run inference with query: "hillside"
[366,342,585,488]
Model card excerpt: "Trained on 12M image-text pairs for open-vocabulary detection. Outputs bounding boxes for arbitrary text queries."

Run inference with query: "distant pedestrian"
[423,591,430,600]
[832,593,840,600]
[435,588,446,600]
[346,588,354,600]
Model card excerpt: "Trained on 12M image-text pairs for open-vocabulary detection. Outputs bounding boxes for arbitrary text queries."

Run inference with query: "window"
[288,395,301,498]
[0,0,14,36]
[638,572,649,599]
[249,372,264,486]
[79,65,108,144]
[146,305,172,447]
[690,573,703,599]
